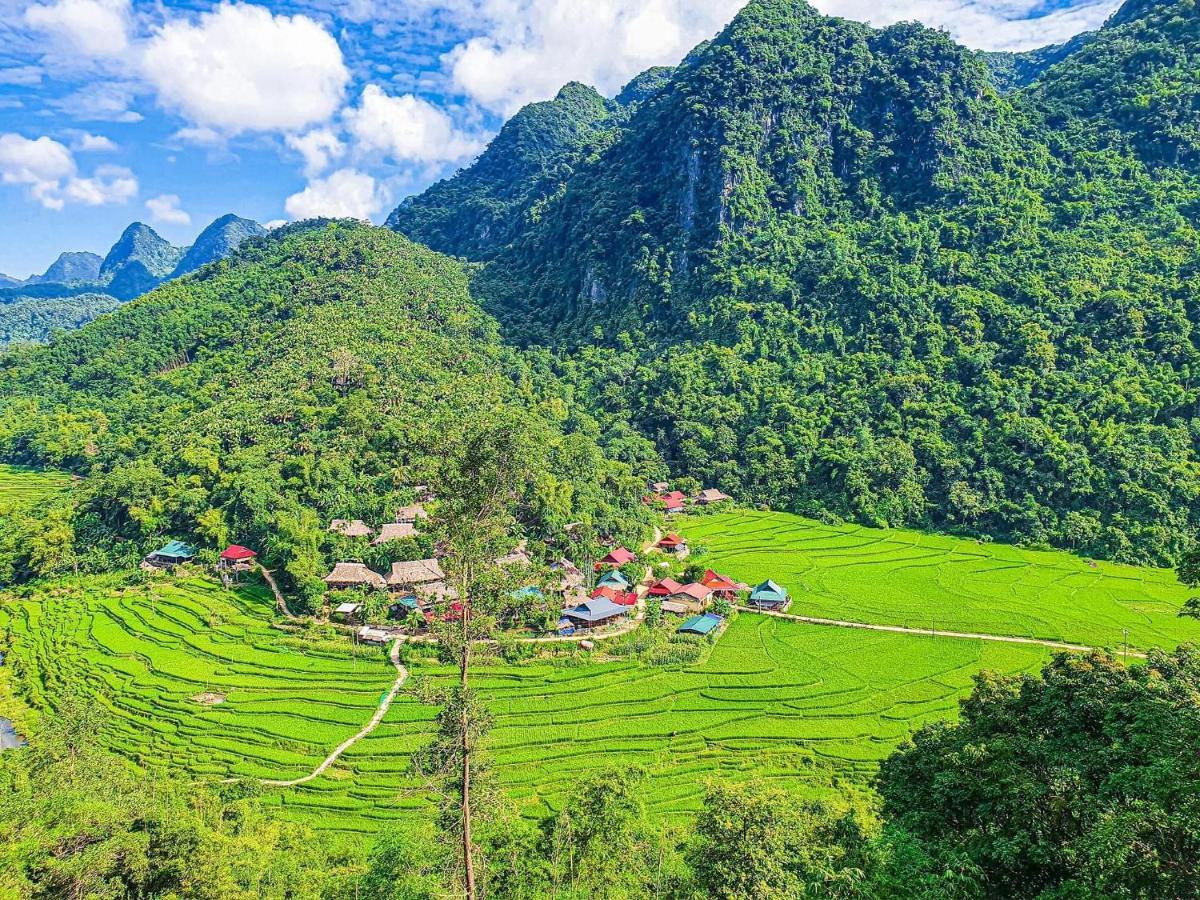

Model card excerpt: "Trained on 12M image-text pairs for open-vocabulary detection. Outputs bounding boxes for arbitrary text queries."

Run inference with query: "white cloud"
[286,128,345,177]
[24,0,131,58]
[344,84,484,164]
[145,192,190,225]
[71,131,117,152]
[264,219,287,230]
[170,126,224,147]
[140,3,350,135]
[52,82,142,122]
[0,65,43,86]
[284,168,389,221]
[0,132,136,209]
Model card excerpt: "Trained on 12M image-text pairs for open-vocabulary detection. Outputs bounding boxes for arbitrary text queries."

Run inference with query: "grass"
[0,572,1051,837]
[681,510,1200,652]
[0,463,71,511]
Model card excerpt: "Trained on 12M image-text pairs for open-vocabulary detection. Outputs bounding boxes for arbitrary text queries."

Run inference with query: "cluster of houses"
[645,483,732,516]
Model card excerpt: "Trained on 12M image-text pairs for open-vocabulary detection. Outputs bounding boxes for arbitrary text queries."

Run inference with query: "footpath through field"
[739,606,1147,659]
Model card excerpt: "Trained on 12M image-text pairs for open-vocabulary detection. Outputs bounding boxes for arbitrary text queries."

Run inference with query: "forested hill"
[0,222,656,593]
[388,0,1200,566]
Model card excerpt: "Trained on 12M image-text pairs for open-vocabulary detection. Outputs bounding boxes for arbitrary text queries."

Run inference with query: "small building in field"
[334,601,362,621]
[648,577,683,598]
[330,519,373,538]
[597,547,636,569]
[144,540,198,569]
[749,579,790,611]
[218,545,257,571]
[670,582,714,613]
[395,503,429,525]
[386,558,445,591]
[562,597,630,630]
[696,488,731,505]
[323,562,386,591]
[657,533,687,553]
[596,569,631,590]
[358,625,391,645]
[678,612,723,636]
[373,522,417,545]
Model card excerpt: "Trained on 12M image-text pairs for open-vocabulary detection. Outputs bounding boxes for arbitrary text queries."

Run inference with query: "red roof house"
[597,547,636,567]
[220,545,257,561]
[648,577,683,598]
[702,569,746,599]
[657,533,685,550]
[590,585,637,606]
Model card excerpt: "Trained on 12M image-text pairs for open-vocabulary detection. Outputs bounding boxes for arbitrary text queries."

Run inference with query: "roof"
[697,488,730,503]
[563,597,629,623]
[660,600,691,615]
[395,503,428,523]
[662,491,687,503]
[323,562,386,590]
[674,582,713,602]
[358,626,391,644]
[703,569,742,591]
[373,522,417,545]
[387,558,445,585]
[415,580,459,601]
[334,602,361,615]
[751,579,789,602]
[154,540,196,559]
[392,594,420,610]
[657,533,685,547]
[220,544,256,561]
[678,613,723,636]
[648,577,683,596]
[596,569,631,589]
[599,547,636,565]
[330,519,373,538]
[511,586,544,600]
[495,540,531,567]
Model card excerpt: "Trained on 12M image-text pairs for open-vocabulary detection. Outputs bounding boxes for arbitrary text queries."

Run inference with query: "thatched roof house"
[373,522,417,545]
[324,562,386,591]
[387,558,445,588]
[395,503,429,524]
[330,519,373,538]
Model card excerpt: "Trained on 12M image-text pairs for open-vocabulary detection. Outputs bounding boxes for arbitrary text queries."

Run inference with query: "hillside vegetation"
[0,222,656,597]
[389,0,1200,567]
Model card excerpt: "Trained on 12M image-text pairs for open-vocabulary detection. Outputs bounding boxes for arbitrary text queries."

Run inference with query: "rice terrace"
[3,461,1196,845]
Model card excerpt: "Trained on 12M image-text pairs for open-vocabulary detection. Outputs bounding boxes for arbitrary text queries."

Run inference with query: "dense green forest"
[0,293,120,348]
[0,221,657,599]
[388,0,1200,566]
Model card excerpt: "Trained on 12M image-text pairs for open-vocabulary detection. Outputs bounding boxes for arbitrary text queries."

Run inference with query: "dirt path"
[739,606,1147,658]
[257,565,298,621]
[222,639,407,789]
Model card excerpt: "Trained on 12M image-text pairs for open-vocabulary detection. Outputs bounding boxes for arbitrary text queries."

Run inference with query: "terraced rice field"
[0,573,1050,835]
[682,510,1200,652]
[0,463,71,510]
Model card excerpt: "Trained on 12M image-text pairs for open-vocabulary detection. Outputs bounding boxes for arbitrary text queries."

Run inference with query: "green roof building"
[749,579,790,610]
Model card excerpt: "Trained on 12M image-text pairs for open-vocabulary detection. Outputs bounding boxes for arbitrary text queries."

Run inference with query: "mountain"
[98,222,186,300]
[0,220,655,594]
[0,274,21,288]
[25,251,103,286]
[169,213,266,279]
[387,0,1200,566]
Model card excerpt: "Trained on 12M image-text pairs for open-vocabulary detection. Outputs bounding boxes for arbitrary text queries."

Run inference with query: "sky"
[0,0,1124,278]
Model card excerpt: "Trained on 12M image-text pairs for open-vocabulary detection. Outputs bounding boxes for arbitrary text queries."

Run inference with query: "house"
[651,481,670,493]
[696,488,731,505]
[657,533,687,553]
[551,558,584,594]
[648,577,683,598]
[596,569,631,590]
[386,558,445,591]
[334,601,362,620]
[660,599,692,615]
[562,597,630,630]
[702,569,747,600]
[218,545,257,571]
[373,522,417,545]
[678,612,723,636]
[597,547,636,569]
[144,540,198,569]
[330,519,373,538]
[495,540,531,567]
[670,582,713,613]
[749,579,790,611]
[358,625,392,645]
[323,562,386,591]
[590,585,637,606]
[395,503,429,525]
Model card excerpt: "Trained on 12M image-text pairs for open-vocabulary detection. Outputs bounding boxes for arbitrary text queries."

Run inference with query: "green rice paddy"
[0,463,71,510]
[682,510,1200,652]
[0,572,1051,836]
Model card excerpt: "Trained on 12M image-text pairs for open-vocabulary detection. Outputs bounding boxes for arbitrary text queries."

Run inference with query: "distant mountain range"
[0,214,266,346]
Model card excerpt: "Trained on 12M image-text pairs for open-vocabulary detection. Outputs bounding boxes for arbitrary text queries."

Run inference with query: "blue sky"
[0,0,1122,278]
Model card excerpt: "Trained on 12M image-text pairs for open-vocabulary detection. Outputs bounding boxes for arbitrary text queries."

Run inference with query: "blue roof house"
[678,612,724,636]
[144,540,198,569]
[749,580,790,611]
[595,569,631,590]
[562,597,629,629]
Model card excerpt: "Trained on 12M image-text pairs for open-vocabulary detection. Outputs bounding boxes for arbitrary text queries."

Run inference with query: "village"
[139,482,793,649]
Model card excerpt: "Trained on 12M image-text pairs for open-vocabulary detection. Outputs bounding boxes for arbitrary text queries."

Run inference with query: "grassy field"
[0,463,71,510]
[0,572,1051,836]
[681,510,1200,652]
